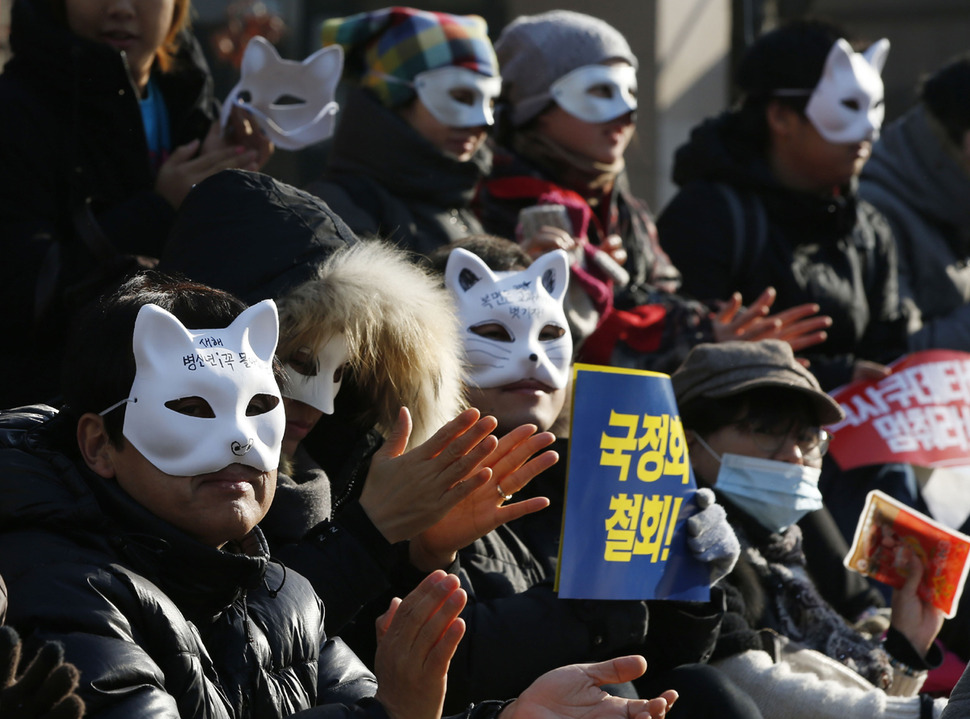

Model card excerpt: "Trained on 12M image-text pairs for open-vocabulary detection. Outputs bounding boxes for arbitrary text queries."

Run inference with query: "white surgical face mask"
[221,36,344,150]
[282,333,351,415]
[550,63,638,124]
[777,38,889,144]
[695,436,823,534]
[104,300,285,477]
[445,248,572,390]
[412,66,502,128]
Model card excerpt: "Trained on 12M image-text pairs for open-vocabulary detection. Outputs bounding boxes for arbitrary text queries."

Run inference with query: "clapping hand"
[360,408,500,544]
[410,424,557,571]
[500,655,678,719]
[713,287,831,353]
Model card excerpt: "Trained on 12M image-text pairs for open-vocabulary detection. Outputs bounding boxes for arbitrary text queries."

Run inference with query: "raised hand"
[687,487,740,586]
[360,408,500,544]
[890,543,945,658]
[374,571,467,719]
[521,226,578,260]
[500,655,678,719]
[0,626,85,719]
[712,287,831,352]
[155,117,271,209]
[852,359,892,383]
[410,424,557,571]
[221,104,274,170]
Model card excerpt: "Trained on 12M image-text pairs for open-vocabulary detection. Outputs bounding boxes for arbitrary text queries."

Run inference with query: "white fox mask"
[117,300,285,477]
[446,248,572,390]
[221,36,343,150]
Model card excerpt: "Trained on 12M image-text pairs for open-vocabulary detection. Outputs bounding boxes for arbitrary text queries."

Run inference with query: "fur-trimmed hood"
[278,241,465,448]
[161,171,464,447]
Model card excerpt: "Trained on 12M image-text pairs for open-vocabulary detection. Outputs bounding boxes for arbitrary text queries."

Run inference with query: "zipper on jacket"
[118,49,142,99]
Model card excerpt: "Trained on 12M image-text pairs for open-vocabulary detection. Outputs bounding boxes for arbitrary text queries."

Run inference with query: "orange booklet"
[844,490,970,618]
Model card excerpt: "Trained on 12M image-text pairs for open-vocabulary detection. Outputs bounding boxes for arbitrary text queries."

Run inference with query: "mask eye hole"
[288,348,317,377]
[448,88,477,106]
[165,396,215,418]
[333,363,349,383]
[237,90,253,103]
[246,393,280,417]
[841,98,861,111]
[587,83,615,99]
[470,322,514,342]
[539,324,566,341]
[272,94,306,106]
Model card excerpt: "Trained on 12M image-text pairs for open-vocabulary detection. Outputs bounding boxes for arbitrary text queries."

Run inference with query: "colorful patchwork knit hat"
[321,7,499,108]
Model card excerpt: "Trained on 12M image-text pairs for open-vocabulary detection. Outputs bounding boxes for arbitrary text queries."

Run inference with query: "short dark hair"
[61,271,251,445]
[921,54,970,147]
[679,386,818,438]
[425,234,532,275]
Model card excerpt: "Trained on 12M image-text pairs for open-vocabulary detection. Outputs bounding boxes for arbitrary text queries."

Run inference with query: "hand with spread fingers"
[374,571,468,719]
[712,287,831,353]
[500,655,678,719]
[0,626,85,719]
[410,424,558,571]
[360,407,501,544]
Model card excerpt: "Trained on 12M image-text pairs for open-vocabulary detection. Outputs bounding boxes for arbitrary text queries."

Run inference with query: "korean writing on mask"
[181,346,257,371]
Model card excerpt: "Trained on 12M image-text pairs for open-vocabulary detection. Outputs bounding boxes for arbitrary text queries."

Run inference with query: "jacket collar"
[87,473,270,621]
[327,87,490,205]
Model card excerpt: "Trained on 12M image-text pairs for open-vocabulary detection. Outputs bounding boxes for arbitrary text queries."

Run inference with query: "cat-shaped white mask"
[108,300,285,477]
[777,38,889,144]
[221,36,343,151]
[446,248,572,390]
[282,333,351,415]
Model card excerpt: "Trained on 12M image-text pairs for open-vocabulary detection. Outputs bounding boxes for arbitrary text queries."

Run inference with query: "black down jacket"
[657,112,909,390]
[0,407,507,719]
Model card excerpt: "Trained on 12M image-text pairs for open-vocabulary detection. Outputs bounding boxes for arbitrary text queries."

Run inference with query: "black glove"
[0,625,85,719]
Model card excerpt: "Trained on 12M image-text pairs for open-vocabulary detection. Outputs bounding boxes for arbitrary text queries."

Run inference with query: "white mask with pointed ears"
[445,248,572,390]
[282,333,351,415]
[221,36,344,151]
[801,38,889,143]
[114,300,285,477]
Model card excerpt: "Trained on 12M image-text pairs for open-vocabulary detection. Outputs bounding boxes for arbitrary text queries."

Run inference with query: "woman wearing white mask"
[658,19,908,392]
[478,10,829,374]
[306,7,501,255]
[672,339,947,719]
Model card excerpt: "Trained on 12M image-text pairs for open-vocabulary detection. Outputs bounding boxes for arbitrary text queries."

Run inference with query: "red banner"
[828,350,970,470]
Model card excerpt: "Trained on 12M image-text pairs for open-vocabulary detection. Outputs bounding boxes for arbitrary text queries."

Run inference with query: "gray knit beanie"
[495,10,638,127]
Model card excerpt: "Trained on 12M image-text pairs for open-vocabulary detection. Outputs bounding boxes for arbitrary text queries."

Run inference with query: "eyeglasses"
[734,418,831,459]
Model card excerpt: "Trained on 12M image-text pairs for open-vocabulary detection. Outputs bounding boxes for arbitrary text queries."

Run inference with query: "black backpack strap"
[714,182,768,283]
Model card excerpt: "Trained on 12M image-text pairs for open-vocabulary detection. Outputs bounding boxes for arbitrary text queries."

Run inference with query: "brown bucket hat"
[671,340,845,425]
